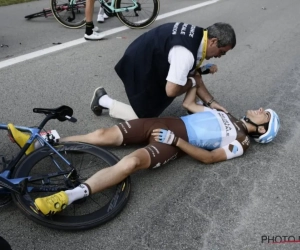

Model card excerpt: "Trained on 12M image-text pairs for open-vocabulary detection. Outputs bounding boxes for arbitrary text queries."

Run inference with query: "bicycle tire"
[12,142,131,230]
[115,0,159,29]
[51,0,86,29]
[24,9,52,19]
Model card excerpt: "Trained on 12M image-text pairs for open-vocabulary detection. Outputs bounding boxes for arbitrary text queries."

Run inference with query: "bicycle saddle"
[33,105,76,122]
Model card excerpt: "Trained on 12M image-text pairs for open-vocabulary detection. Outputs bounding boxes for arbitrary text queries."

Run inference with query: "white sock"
[98,7,104,15]
[65,184,90,205]
[99,95,113,109]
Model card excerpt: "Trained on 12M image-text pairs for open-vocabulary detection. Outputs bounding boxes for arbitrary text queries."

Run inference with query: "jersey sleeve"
[167,46,194,86]
[221,140,245,160]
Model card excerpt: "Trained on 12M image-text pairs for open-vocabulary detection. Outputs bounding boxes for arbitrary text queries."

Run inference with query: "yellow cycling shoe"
[34,191,69,216]
[7,123,35,155]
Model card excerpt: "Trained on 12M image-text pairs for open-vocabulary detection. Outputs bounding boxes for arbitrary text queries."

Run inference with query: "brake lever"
[65,115,77,123]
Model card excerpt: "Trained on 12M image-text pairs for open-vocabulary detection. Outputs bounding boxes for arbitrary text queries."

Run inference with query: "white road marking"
[0,0,219,70]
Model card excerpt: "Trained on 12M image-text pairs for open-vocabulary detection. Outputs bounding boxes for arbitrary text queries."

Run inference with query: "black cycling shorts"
[117,117,188,168]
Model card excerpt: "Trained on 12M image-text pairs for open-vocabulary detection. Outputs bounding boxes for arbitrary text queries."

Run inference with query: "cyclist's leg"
[34,147,150,214]
[86,120,188,193]
[143,117,189,168]
[86,148,151,193]
[145,141,183,169]
[59,117,158,146]
[114,117,188,146]
[61,117,163,147]
[34,117,186,214]
[35,138,182,213]
[60,125,123,146]
[17,142,131,229]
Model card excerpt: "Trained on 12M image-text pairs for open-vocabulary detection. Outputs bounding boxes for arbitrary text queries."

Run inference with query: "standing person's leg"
[97,4,109,23]
[109,100,138,120]
[97,6,105,23]
[97,0,110,22]
[84,0,105,40]
[90,87,138,121]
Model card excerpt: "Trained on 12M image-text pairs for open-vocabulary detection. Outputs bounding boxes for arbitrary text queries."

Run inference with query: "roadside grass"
[0,0,37,7]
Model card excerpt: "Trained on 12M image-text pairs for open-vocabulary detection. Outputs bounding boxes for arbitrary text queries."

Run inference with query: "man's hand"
[208,64,218,74]
[200,63,218,74]
[209,100,228,113]
[152,129,178,146]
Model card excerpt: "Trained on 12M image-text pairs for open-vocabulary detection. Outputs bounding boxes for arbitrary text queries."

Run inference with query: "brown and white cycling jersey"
[180,108,250,160]
[221,112,250,159]
[117,109,251,164]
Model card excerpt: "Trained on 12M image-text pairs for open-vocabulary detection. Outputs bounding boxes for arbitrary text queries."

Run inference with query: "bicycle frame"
[0,116,75,195]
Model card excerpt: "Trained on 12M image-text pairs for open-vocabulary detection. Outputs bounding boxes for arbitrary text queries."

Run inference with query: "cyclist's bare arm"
[182,86,206,113]
[192,74,213,104]
[193,74,228,113]
[175,138,228,164]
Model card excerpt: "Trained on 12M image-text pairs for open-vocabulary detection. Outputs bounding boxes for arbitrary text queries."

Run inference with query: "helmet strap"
[242,116,269,138]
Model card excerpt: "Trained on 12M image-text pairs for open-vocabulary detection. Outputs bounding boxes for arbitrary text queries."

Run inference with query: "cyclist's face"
[246,108,271,125]
[206,38,232,59]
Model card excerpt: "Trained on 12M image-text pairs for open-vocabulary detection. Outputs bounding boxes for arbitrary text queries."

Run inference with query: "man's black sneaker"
[90,87,108,116]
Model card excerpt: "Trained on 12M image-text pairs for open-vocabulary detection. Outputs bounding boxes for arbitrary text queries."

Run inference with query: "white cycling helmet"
[254,108,280,144]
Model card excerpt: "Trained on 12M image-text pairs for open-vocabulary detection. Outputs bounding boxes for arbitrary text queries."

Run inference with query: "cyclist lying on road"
[10,87,280,215]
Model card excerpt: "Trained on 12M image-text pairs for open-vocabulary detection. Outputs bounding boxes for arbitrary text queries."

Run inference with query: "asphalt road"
[1,0,300,249]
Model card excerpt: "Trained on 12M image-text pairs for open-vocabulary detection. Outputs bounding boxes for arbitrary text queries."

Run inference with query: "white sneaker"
[84,32,105,41]
[103,13,109,19]
[93,26,100,32]
[97,14,105,23]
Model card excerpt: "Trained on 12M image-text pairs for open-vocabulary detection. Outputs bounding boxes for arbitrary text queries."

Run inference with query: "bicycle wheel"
[12,142,131,230]
[51,0,86,28]
[24,9,52,19]
[115,0,159,29]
